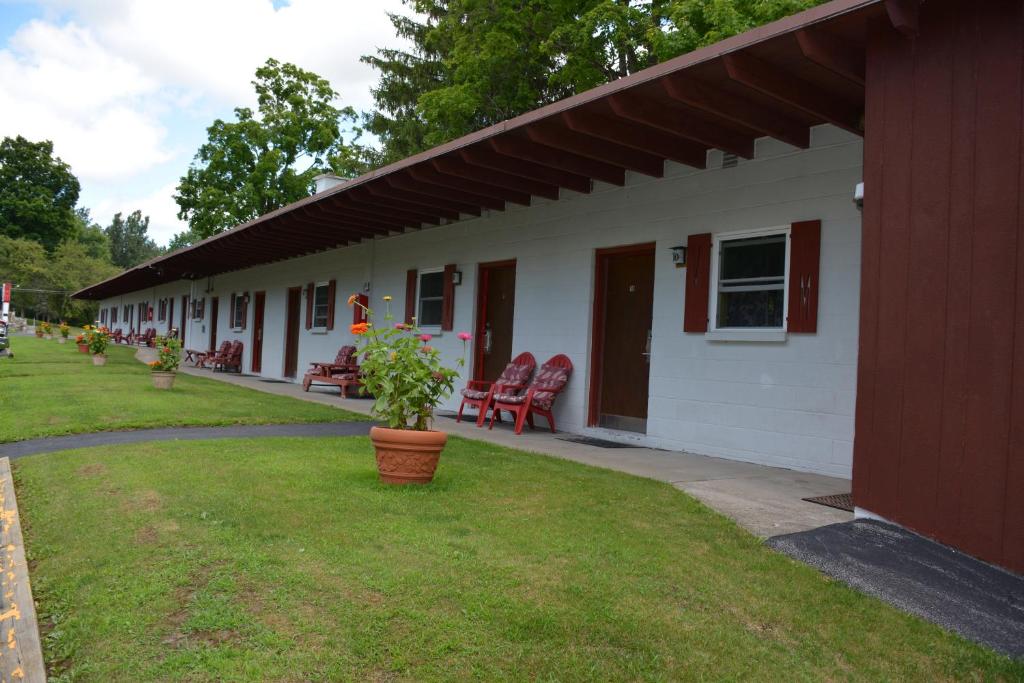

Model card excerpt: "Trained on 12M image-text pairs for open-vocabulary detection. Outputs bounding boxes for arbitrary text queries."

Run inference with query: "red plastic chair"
[457,352,536,427]
[489,354,573,435]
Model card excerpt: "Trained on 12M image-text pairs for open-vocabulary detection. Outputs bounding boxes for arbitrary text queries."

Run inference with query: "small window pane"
[313,285,329,328]
[717,290,785,328]
[720,235,785,281]
[419,298,443,326]
[233,296,245,328]
[419,271,444,298]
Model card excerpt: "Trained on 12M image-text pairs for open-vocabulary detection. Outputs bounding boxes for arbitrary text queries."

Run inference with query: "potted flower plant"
[33,322,43,338]
[58,322,69,344]
[88,326,110,366]
[147,335,181,389]
[40,321,52,339]
[349,294,470,484]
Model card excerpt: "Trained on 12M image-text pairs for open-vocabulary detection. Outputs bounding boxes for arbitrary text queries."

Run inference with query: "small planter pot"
[34,330,42,338]
[44,334,52,340]
[151,371,176,390]
[91,353,107,366]
[58,337,67,344]
[77,343,89,353]
[369,426,447,485]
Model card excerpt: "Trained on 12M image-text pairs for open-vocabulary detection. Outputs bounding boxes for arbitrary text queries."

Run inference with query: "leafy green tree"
[70,207,112,262]
[174,58,369,241]
[47,241,120,324]
[0,136,81,251]
[105,210,162,269]
[365,0,821,160]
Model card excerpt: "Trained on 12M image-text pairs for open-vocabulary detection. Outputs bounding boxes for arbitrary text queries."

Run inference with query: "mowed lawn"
[0,336,363,442]
[16,437,1023,682]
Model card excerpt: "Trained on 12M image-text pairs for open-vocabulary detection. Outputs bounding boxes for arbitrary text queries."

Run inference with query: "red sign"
[2,283,9,303]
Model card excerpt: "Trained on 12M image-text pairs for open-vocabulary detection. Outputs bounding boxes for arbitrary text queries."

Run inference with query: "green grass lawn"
[0,336,364,442]
[16,437,1023,682]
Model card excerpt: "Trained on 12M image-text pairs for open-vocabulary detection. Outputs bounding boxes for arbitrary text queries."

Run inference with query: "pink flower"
[394,323,409,330]
[420,345,434,353]
[457,331,472,342]
[419,333,432,342]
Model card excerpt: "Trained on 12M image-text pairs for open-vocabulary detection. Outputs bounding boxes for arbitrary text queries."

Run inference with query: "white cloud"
[0,0,410,244]
[90,182,184,246]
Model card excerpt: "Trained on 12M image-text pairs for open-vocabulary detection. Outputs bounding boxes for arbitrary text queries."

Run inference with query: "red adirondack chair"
[213,340,243,373]
[489,354,573,435]
[199,341,231,369]
[457,352,536,427]
[302,345,362,397]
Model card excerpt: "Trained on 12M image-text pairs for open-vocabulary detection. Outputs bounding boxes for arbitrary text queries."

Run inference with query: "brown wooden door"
[209,297,219,350]
[283,287,302,378]
[251,291,266,373]
[590,244,656,433]
[180,295,188,344]
[474,261,517,381]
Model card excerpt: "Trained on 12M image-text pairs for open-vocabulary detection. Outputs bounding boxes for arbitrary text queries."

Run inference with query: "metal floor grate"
[557,435,641,449]
[802,493,854,512]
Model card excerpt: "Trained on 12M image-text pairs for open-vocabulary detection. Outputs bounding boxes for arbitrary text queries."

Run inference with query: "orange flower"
[350,322,369,335]
[347,294,358,306]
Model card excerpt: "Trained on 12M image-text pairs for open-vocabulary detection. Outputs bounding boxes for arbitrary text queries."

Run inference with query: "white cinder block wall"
[99,126,862,478]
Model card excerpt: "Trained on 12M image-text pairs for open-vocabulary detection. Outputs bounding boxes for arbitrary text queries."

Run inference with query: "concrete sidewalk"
[180,364,852,538]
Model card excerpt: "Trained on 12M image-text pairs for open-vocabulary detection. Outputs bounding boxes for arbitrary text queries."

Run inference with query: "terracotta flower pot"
[58,337,66,344]
[77,343,89,353]
[91,354,107,366]
[151,371,176,390]
[44,334,52,340]
[34,330,42,338]
[369,426,447,485]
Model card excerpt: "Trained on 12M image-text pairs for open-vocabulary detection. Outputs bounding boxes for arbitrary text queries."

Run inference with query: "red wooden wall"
[854,0,1024,573]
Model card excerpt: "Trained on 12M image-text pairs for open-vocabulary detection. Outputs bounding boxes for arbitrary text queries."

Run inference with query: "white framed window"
[709,226,790,334]
[311,282,330,331]
[417,268,445,328]
[231,293,246,330]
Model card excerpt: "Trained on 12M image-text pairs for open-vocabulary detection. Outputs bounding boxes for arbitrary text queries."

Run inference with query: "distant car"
[0,320,9,356]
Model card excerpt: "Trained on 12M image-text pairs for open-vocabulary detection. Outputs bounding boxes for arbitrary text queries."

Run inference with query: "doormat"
[557,435,641,449]
[802,493,854,512]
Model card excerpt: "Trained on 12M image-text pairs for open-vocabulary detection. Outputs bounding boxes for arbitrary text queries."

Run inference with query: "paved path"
[180,364,853,538]
[768,520,1024,659]
[0,422,373,460]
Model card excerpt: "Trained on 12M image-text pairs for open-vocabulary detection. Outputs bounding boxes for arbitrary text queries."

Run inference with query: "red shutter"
[241,292,248,330]
[305,283,313,330]
[441,263,457,331]
[326,280,336,330]
[683,233,712,332]
[353,294,368,325]
[787,219,821,333]
[405,269,417,324]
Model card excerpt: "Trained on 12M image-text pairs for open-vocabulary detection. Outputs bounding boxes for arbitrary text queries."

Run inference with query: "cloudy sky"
[0,0,408,245]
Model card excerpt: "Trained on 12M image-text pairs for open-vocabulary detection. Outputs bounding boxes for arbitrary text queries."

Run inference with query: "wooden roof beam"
[412,164,532,206]
[433,157,557,201]
[561,110,707,169]
[527,123,665,178]
[490,136,625,187]
[363,185,462,221]
[722,52,863,136]
[795,29,865,86]
[885,0,919,37]
[459,147,589,194]
[609,93,756,158]
[661,75,810,149]
[307,201,410,232]
[345,188,444,225]
[389,172,505,212]
[379,177,483,216]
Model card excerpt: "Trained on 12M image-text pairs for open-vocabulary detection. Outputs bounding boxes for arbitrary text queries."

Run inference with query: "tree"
[0,136,81,251]
[105,210,162,269]
[174,59,370,241]
[47,241,120,324]
[364,0,821,161]
[71,207,112,262]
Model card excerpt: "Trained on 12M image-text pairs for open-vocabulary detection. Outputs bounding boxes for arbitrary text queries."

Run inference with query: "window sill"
[310,327,328,335]
[705,329,787,343]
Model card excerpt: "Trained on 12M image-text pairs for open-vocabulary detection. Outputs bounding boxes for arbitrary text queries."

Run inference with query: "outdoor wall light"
[670,245,688,268]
